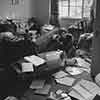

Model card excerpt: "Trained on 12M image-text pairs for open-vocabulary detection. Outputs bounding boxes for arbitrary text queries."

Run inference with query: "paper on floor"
[24,55,46,66]
[65,67,83,75]
[75,57,91,68]
[30,80,45,89]
[69,89,86,100]
[52,70,69,79]
[79,79,100,96]
[21,62,34,72]
[72,84,93,100]
[55,77,76,86]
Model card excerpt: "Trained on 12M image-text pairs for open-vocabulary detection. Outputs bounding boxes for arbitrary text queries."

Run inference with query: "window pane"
[70,0,82,6]
[84,0,92,7]
[70,0,76,6]
[70,6,82,18]
[59,6,68,17]
[76,0,82,6]
[59,0,68,6]
[83,8,90,17]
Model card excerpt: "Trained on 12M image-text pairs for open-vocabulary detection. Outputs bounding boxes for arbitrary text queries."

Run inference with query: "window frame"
[58,0,91,19]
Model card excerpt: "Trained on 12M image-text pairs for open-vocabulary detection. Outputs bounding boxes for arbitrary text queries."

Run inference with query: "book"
[24,55,46,67]
[34,84,51,95]
[30,80,45,89]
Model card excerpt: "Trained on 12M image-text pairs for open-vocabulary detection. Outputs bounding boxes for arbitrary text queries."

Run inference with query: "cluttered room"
[0,0,100,100]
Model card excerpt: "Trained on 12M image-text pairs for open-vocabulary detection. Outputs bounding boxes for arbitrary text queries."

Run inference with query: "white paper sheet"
[24,55,46,66]
[69,89,86,100]
[75,57,91,68]
[55,77,75,86]
[65,67,83,75]
[52,70,69,79]
[79,79,100,96]
[72,84,93,100]
[21,62,34,72]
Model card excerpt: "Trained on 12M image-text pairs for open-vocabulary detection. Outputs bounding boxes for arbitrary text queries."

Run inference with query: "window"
[58,0,92,19]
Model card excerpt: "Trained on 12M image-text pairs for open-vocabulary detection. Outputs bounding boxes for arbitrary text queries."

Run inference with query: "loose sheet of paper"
[55,77,76,86]
[24,55,46,66]
[72,84,93,100]
[52,70,69,79]
[69,89,86,100]
[65,67,83,75]
[79,79,100,96]
[75,57,91,68]
[21,63,34,72]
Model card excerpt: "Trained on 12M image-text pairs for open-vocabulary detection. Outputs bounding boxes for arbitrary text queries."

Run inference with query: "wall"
[0,0,35,19]
[91,0,100,76]
[35,0,49,25]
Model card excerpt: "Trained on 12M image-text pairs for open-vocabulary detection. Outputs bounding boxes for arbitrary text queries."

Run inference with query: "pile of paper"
[24,55,46,67]
[69,79,100,100]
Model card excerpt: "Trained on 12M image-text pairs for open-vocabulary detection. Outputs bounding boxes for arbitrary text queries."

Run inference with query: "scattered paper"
[55,77,76,86]
[24,55,46,66]
[72,84,94,100]
[34,84,51,95]
[30,80,45,89]
[65,67,83,75]
[52,70,68,79]
[79,79,100,96]
[69,89,86,100]
[21,63,34,72]
[75,57,91,68]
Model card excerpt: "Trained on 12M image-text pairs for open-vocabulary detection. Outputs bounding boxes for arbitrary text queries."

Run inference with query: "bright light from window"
[58,0,91,19]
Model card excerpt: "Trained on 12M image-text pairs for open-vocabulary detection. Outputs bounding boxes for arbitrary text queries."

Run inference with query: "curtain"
[49,0,60,27]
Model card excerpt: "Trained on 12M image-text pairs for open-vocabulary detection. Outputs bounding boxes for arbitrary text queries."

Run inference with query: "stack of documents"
[24,55,46,67]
